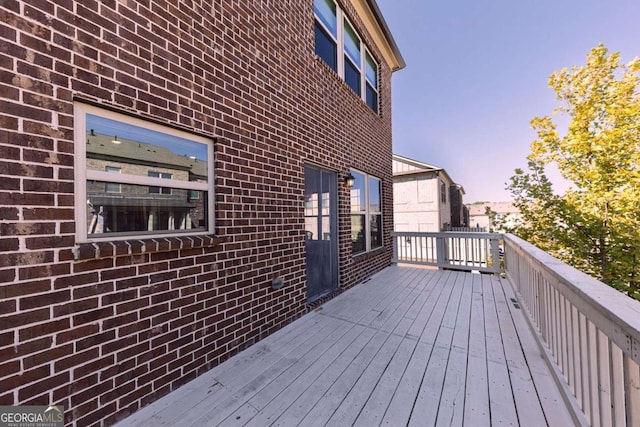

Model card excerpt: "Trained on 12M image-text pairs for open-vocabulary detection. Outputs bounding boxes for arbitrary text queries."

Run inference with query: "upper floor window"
[148,171,172,195]
[440,181,447,204]
[104,166,121,193]
[350,170,383,254]
[75,103,214,242]
[313,0,380,113]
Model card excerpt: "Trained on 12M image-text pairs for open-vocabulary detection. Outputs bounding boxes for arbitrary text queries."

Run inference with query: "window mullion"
[337,8,344,79]
[360,46,366,102]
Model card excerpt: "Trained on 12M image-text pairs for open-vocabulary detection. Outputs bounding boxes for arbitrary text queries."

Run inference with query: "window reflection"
[83,113,209,237]
[87,182,206,234]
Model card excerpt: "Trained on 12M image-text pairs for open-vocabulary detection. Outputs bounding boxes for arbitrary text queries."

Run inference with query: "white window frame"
[350,169,383,254]
[74,102,215,243]
[314,0,380,112]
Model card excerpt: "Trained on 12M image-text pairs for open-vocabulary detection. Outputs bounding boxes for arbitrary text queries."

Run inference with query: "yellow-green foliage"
[507,45,640,300]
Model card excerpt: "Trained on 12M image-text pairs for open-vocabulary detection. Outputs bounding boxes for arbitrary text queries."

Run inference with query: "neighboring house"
[449,184,467,228]
[392,154,463,232]
[0,1,404,425]
[468,201,521,232]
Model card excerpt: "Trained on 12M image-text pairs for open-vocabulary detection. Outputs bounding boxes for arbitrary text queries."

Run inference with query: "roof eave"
[352,0,406,72]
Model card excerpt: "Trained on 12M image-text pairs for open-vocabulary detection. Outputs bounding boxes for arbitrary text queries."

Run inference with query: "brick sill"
[73,235,223,261]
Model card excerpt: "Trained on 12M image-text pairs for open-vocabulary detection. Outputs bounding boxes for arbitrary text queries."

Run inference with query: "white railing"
[391,231,502,274]
[504,234,640,427]
[443,226,487,232]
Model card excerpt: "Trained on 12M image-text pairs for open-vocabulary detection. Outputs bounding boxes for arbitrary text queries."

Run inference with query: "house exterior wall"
[393,175,440,232]
[467,202,520,232]
[0,1,398,425]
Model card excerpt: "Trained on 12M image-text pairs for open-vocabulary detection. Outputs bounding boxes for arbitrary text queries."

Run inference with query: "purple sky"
[377,0,640,202]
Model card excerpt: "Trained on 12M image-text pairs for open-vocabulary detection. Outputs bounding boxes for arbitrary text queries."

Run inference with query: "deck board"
[115,266,577,427]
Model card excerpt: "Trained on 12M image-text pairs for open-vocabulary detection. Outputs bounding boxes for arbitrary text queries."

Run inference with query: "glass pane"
[344,59,361,95]
[105,166,121,193]
[365,51,377,86]
[314,0,337,37]
[148,171,172,195]
[369,177,381,212]
[350,170,366,212]
[314,22,337,71]
[370,214,382,249]
[343,19,361,67]
[366,82,378,112]
[85,114,209,184]
[322,216,331,240]
[351,214,365,254]
[304,167,320,240]
[86,180,207,235]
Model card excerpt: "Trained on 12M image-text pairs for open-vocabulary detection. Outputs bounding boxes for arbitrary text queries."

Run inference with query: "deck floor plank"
[408,271,466,425]
[463,273,491,427]
[114,266,577,427]
[435,271,474,427]
[490,274,548,425]
[499,275,577,427]
[483,274,520,426]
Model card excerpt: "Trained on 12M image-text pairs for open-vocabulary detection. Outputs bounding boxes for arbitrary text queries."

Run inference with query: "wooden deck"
[115,266,576,426]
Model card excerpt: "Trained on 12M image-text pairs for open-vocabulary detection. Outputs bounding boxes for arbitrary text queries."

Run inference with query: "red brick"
[0,365,50,393]
[73,307,114,326]
[0,238,19,252]
[19,262,70,280]
[54,348,100,372]
[0,250,54,268]
[23,343,73,369]
[0,308,49,331]
[56,324,100,345]
[53,272,99,289]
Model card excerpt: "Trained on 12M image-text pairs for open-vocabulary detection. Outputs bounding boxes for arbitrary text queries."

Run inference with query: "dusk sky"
[377,0,640,203]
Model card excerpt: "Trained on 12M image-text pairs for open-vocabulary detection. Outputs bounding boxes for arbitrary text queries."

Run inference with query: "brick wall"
[0,1,395,425]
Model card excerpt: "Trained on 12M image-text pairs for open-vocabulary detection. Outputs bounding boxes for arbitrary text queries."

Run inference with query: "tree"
[506,44,640,300]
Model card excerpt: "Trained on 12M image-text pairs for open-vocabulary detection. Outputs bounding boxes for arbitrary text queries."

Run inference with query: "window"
[314,0,337,70]
[343,19,361,96]
[350,170,383,254]
[440,181,447,204]
[105,166,121,193]
[75,103,214,242]
[365,51,379,111]
[148,171,172,195]
[313,0,380,113]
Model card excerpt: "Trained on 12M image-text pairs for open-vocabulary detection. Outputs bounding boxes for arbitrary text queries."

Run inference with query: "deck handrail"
[504,234,640,427]
[391,231,502,274]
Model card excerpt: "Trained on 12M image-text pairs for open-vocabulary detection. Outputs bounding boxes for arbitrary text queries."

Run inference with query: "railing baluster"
[579,312,591,423]
[571,305,582,405]
[624,355,640,426]
[610,343,624,427]
[597,330,612,426]
[589,321,601,427]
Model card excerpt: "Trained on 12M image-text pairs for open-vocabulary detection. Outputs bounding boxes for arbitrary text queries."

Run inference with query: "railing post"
[391,233,398,264]
[491,236,500,273]
[436,235,446,269]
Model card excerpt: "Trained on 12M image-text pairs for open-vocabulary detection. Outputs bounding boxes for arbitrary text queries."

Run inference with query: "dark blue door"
[304,165,338,303]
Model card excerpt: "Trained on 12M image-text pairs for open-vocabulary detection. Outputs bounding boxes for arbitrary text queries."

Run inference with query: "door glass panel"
[304,170,320,241]
[321,171,332,239]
